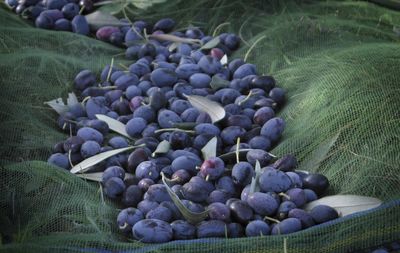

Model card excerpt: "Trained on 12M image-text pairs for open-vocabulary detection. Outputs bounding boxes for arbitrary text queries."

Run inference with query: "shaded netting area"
[0,1,399,252]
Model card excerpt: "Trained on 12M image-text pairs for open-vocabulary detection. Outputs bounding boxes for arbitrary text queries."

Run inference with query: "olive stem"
[264,216,280,224]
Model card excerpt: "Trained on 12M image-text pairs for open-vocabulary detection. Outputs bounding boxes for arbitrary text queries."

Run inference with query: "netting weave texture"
[0,1,399,252]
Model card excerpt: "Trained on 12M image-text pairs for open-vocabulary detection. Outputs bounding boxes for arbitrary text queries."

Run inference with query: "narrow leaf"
[200,36,220,50]
[210,74,230,91]
[148,34,201,45]
[67,92,79,107]
[95,114,132,139]
[161,173,209,224]
[71,146,140,174]
[152,140,170,157]
[85,11,123,30]
[249,160,261,194]
[219,149,252,161]
[168,42,179,52]
[184,95,225,123]
[44,98,68,115]
[304,195,382,217]
[171,122,196,130]
[77,172,135,182]
[201,137,217,160]
[220,54,228,65]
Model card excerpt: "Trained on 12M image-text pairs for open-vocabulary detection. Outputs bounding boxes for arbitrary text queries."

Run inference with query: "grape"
[63,136,84,153]
[259,167,292,193]
[47,153,69,169]
[171,156,202,175]
[246,149,273,167]
[232,162,254,186]
[61,2,79,19]
[168,131,191,150]
[145,206,173,222]
[271,218,302,235]
[250,76,275,92]
[137,178,154,192]
[304,189,318,202]
[137,200,159,215]
[233,63,257,79]
[229,200,254,224]
[282,188,307,207]
[310,205,339,224]
[198,55,222,75]
[171,169,191,185]
[127,148,149,173]
[248,136,271,151]
[104,177,125,199]
[208,202,231,222]
[157,109,182,128]
[132,219,173,243]
[117,208,144,234]
[71,15,89,35]
[189,73,212,88]
[151,68,178,88]
[286,172,303,188]
[277,201,297,220]
[253,107,275,126]
[125,117,147,138]
[247,192,279,216]
[216,176,236,196]
[227,115,253,130]
[171,220,196,240]
[74,69,96,91]
[181,199,205,213]
[273,154,297,172]
[135,161,159,181]
[302,173,330,196]
[102,166,125,183]
[159,201,183,220]
[153,18,175,32]
[288,208,315,228]
[227,223,244,238]
[260,117,285,143]
[122,185,142,207]
[207,190,232,204]
[220,126,246,145]
[80,140,101,159]
[269,87,286,106]
[199,157,225,181]
[77,127,103,144]
[54,19,71,31]
[245,220,270,237]
[196,220,227,238]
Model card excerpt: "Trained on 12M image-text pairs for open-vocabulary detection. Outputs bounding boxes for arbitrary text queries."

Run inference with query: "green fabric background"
[0,1,399,252]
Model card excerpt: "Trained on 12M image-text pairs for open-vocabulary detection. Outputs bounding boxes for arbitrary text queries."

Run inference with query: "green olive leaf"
[183,94,225,123]
[44,98,68,115]
[152,140,170,157]
[161,173,209,224]
[304,195,382,217]
[70,145,143,174]
[249,160,261,194]
[95,114,132,139]
[201,137,218,160]
[210,74,230,91]
[148,34,201,45]
[171,122,196,130]
[200,36,220,50]
[77,172,135,182]
[85,11,123,30]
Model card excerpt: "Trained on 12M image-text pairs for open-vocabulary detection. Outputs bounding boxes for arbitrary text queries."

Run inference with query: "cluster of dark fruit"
[46,17,340,243]
[4,0,101,36]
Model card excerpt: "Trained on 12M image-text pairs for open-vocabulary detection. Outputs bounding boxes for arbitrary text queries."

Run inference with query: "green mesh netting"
[1,1,400,252]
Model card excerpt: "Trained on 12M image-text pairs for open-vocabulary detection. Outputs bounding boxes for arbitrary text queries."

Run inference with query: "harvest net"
[0,1,399,252]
